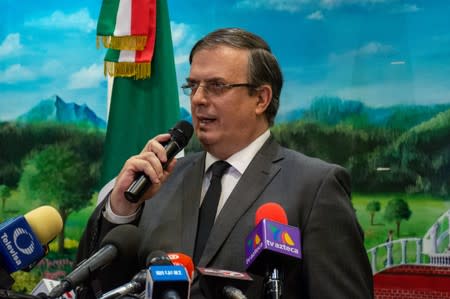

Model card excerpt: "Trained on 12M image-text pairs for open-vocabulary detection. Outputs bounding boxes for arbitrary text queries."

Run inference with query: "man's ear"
[255,85,272,115]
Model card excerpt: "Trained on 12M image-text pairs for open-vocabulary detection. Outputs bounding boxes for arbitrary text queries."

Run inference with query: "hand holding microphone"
[123,120,193,203]
[109,121,193,216]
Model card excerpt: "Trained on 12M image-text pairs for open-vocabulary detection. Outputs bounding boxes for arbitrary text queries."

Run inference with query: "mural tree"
[366,200,381,225]
[19,142,99,253]
[0,184,11,212]
[384,198,412,238]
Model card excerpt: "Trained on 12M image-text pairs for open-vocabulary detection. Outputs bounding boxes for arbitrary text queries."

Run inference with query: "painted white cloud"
[0,64,36,83]
[330,41,395,62]
[25,8,96,33]
[307,10,324,20]
[320,0,393,9]
[0,33,23,58]
[68,63,104,89]
[171,22,190,47]
[236,0,310,13]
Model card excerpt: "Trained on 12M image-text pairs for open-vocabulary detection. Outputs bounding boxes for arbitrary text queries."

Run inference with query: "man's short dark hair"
[189,28,283,126]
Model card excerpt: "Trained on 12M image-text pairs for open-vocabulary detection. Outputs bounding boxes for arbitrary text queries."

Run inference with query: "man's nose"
[190,85,209,104]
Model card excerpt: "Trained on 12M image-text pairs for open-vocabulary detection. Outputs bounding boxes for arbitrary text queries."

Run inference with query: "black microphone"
[197,267,252,299]
[124,120,194,203]
[48,225,140,298]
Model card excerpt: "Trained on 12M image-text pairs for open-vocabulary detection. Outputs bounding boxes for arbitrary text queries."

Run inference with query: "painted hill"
[276,96,450,130]
[17,95,106,129]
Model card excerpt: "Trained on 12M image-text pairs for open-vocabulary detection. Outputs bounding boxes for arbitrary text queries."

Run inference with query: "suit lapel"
[198,137,283,266]
[180,153,206,256]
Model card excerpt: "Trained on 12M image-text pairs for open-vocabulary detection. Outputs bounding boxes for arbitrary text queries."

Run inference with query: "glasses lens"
[181,85,193,96]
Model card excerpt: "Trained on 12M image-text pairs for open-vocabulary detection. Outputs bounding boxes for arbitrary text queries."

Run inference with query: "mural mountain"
[17,95,106,129]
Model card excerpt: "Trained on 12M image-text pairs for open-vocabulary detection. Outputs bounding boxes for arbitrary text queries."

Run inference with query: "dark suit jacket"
[77,136,373,298]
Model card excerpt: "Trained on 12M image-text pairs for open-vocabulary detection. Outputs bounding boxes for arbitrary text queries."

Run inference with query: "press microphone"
[99,250,173,299]
[125,120,194,203]
[144,251,190,299]
[0,206,63,289]
[167,253,194,280]
[31,278,75,299]
[197,267,252,299]
[48,224,140,298]
[245,203,302,299]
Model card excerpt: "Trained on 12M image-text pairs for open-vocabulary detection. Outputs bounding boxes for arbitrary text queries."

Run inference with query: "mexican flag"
[98,0,181,184]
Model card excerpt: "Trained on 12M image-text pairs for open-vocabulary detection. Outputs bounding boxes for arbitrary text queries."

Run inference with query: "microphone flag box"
[245,219,301,273]
[31,278,76,299]
[145,265,190,299]
[197,267,253,299]
[0,216,45,273]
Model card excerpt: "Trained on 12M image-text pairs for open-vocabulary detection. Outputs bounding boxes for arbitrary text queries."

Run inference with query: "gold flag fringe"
[97,35,147,51]
[104,61,151,79]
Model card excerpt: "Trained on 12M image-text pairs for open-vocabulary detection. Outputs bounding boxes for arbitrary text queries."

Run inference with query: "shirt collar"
[204,130,271,175]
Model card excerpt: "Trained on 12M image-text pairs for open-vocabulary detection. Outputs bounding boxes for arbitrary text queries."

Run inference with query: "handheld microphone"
[197,267,252,299]
[0,206,63,289]
[48,224,140,298]
[167,253,194,280]
[144,251,190,299]
[245,203,301,299]
[125,120,194,203]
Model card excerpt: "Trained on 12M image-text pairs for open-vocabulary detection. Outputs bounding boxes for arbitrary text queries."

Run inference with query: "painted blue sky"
[1,0,449,121]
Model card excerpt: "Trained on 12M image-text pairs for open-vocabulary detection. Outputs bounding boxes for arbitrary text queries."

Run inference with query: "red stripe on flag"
[131,0,150,36]
[135,0,156,62]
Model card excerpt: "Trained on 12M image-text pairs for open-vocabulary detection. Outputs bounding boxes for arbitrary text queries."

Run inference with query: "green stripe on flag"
[97,0,120,35]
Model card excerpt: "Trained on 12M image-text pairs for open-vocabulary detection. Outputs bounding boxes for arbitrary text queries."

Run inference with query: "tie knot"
[210,160,230,179]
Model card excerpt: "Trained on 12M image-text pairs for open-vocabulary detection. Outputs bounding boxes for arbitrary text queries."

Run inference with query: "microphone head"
[167,253,194,280]
[145,250,173,267]
[100,224,140,263]
[24,205,63,245]
[169,120,193,148]
[254,202,288,226]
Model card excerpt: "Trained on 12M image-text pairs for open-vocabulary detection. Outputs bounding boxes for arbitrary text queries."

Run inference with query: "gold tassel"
[97,35,147,51]
[104,61,152,79]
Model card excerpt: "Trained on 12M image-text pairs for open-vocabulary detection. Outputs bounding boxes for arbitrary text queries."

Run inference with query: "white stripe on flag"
[114,0,132,36]
[118,50,136,62]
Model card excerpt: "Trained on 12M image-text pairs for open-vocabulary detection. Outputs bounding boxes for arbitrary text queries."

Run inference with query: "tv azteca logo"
[247,223,295,250]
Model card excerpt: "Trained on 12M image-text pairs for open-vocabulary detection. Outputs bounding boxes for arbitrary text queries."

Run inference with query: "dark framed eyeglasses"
[181,81,258,97]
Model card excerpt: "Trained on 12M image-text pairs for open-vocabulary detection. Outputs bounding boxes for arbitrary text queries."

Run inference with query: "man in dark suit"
[77,28,373,298]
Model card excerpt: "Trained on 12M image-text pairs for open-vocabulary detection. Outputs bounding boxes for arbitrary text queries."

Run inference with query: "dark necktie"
[194,160,231,264]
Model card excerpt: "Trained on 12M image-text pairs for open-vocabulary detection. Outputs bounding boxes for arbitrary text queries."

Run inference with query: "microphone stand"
[264,267,283,299]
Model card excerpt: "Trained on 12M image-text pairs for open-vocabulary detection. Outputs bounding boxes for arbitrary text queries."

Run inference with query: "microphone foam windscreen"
[24,205,63,244]
[254,202,288,226]
[170,120,193,147]
[100,224,140,259]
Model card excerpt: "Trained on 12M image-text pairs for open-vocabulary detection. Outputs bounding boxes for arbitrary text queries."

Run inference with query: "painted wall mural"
[1,0,449,295]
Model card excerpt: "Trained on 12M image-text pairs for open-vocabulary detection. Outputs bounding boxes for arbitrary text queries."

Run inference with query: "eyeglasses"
[181,81,258,97]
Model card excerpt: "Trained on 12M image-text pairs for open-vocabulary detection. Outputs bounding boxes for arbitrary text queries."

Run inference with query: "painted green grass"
[353,193,450,250]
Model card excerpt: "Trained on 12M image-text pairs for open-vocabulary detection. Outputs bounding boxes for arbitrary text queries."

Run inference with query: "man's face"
[188,46,268,159]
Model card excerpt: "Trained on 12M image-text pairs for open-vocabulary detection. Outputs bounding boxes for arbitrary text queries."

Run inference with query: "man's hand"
[110,133,177,216]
